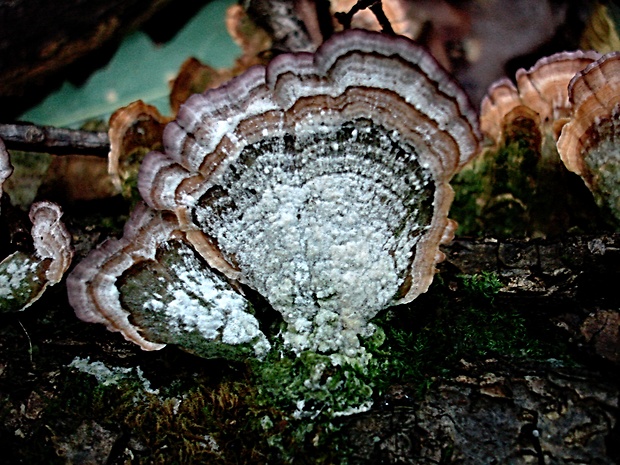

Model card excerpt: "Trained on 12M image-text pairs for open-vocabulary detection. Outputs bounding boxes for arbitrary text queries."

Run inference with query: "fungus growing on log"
[0,139,74,311]
[557,51,620,223]
[480,51,601,144]
[108,101,171,201]
[69,30,480,357]
[67,203,270,358]
[0,201,73,312]
[455,50,606,239]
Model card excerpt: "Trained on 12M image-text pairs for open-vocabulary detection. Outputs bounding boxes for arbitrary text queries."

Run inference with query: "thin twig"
[334,0,394,34]
[0,122,109,157]
[369,1,394,34]
[17,319,34,368]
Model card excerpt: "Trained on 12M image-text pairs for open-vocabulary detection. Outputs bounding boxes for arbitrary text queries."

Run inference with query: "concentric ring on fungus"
[558,51,620,223]
[69,30,480,357]
[480,50,602,144]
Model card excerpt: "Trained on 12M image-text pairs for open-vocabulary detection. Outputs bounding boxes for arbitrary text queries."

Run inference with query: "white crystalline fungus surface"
[142,244,270,357]
[195,124,432,356]
[69,357,158,394]
[0,256,39,300]
[69,357,134,386]
[584,125,620,216]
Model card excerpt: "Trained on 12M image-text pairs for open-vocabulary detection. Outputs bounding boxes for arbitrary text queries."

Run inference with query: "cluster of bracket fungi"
[2,27,620,360]
[480,50,620,224]
[68,29,479,358]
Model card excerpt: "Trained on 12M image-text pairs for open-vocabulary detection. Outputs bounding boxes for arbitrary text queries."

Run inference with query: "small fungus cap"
[0,200,73,312]
[0,141,72,311]
[480,50,602,144]
[29,201,73,284]
[107,100,171,198]
[67,202,270,357]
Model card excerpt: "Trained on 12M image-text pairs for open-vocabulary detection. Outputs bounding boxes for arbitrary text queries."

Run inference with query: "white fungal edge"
[67,203,170,350]
[29,201,74,284]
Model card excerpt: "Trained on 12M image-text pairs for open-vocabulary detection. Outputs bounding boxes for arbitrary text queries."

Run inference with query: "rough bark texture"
[443,234,620,364]
[346,359,620,464]
[0,123,109,156]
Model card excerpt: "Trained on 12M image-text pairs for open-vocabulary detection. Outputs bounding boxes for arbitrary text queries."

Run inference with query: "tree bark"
[442,234,620,364]
[345,359,620,464]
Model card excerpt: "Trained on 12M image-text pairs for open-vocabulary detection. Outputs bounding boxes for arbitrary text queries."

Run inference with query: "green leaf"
[20,0,239,127]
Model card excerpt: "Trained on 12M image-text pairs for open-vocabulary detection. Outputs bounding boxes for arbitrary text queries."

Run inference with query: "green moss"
[119,146,157,206]
[459,271,503,300]
[450,114,601,237]
[6,349,357,464]
[255,351,372,418]
[1,270,573,464]
[13,361,250,464]
[451,138,542,238]
[234,271,571,461]
[1,151,52,209]
[250,348,374,463]
[366,272,571,398]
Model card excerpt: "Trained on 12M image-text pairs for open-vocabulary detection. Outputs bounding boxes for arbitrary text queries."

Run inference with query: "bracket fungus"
[557,51,620,223]
[457,50,605,239]
[0,200,73,312]
[69,30,480,358]
[480,51,602,144]
[67,203,270,359]
[108,100,171,201]
[0,138,74,312]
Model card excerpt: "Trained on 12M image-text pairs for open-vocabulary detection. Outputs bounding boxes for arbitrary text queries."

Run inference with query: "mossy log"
[1,206,618,463]
[443,234,620,364]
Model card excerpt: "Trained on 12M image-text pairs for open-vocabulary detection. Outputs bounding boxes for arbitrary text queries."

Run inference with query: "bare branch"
[0,122,109,157]
[334,0,395,34]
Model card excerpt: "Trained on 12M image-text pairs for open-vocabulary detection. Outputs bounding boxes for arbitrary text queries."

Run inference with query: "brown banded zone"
[480,50,602,143]
[558,52,620,220]
[138,31,478,216]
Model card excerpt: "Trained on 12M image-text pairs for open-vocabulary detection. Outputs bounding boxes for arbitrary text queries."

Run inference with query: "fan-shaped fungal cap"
[29,201,73,283]
[480,51,601,143]
[557,51,620,222]
[67,203,270,358]
[108,100,171,200]
[0,201,73,312]
[135,29,479,356]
